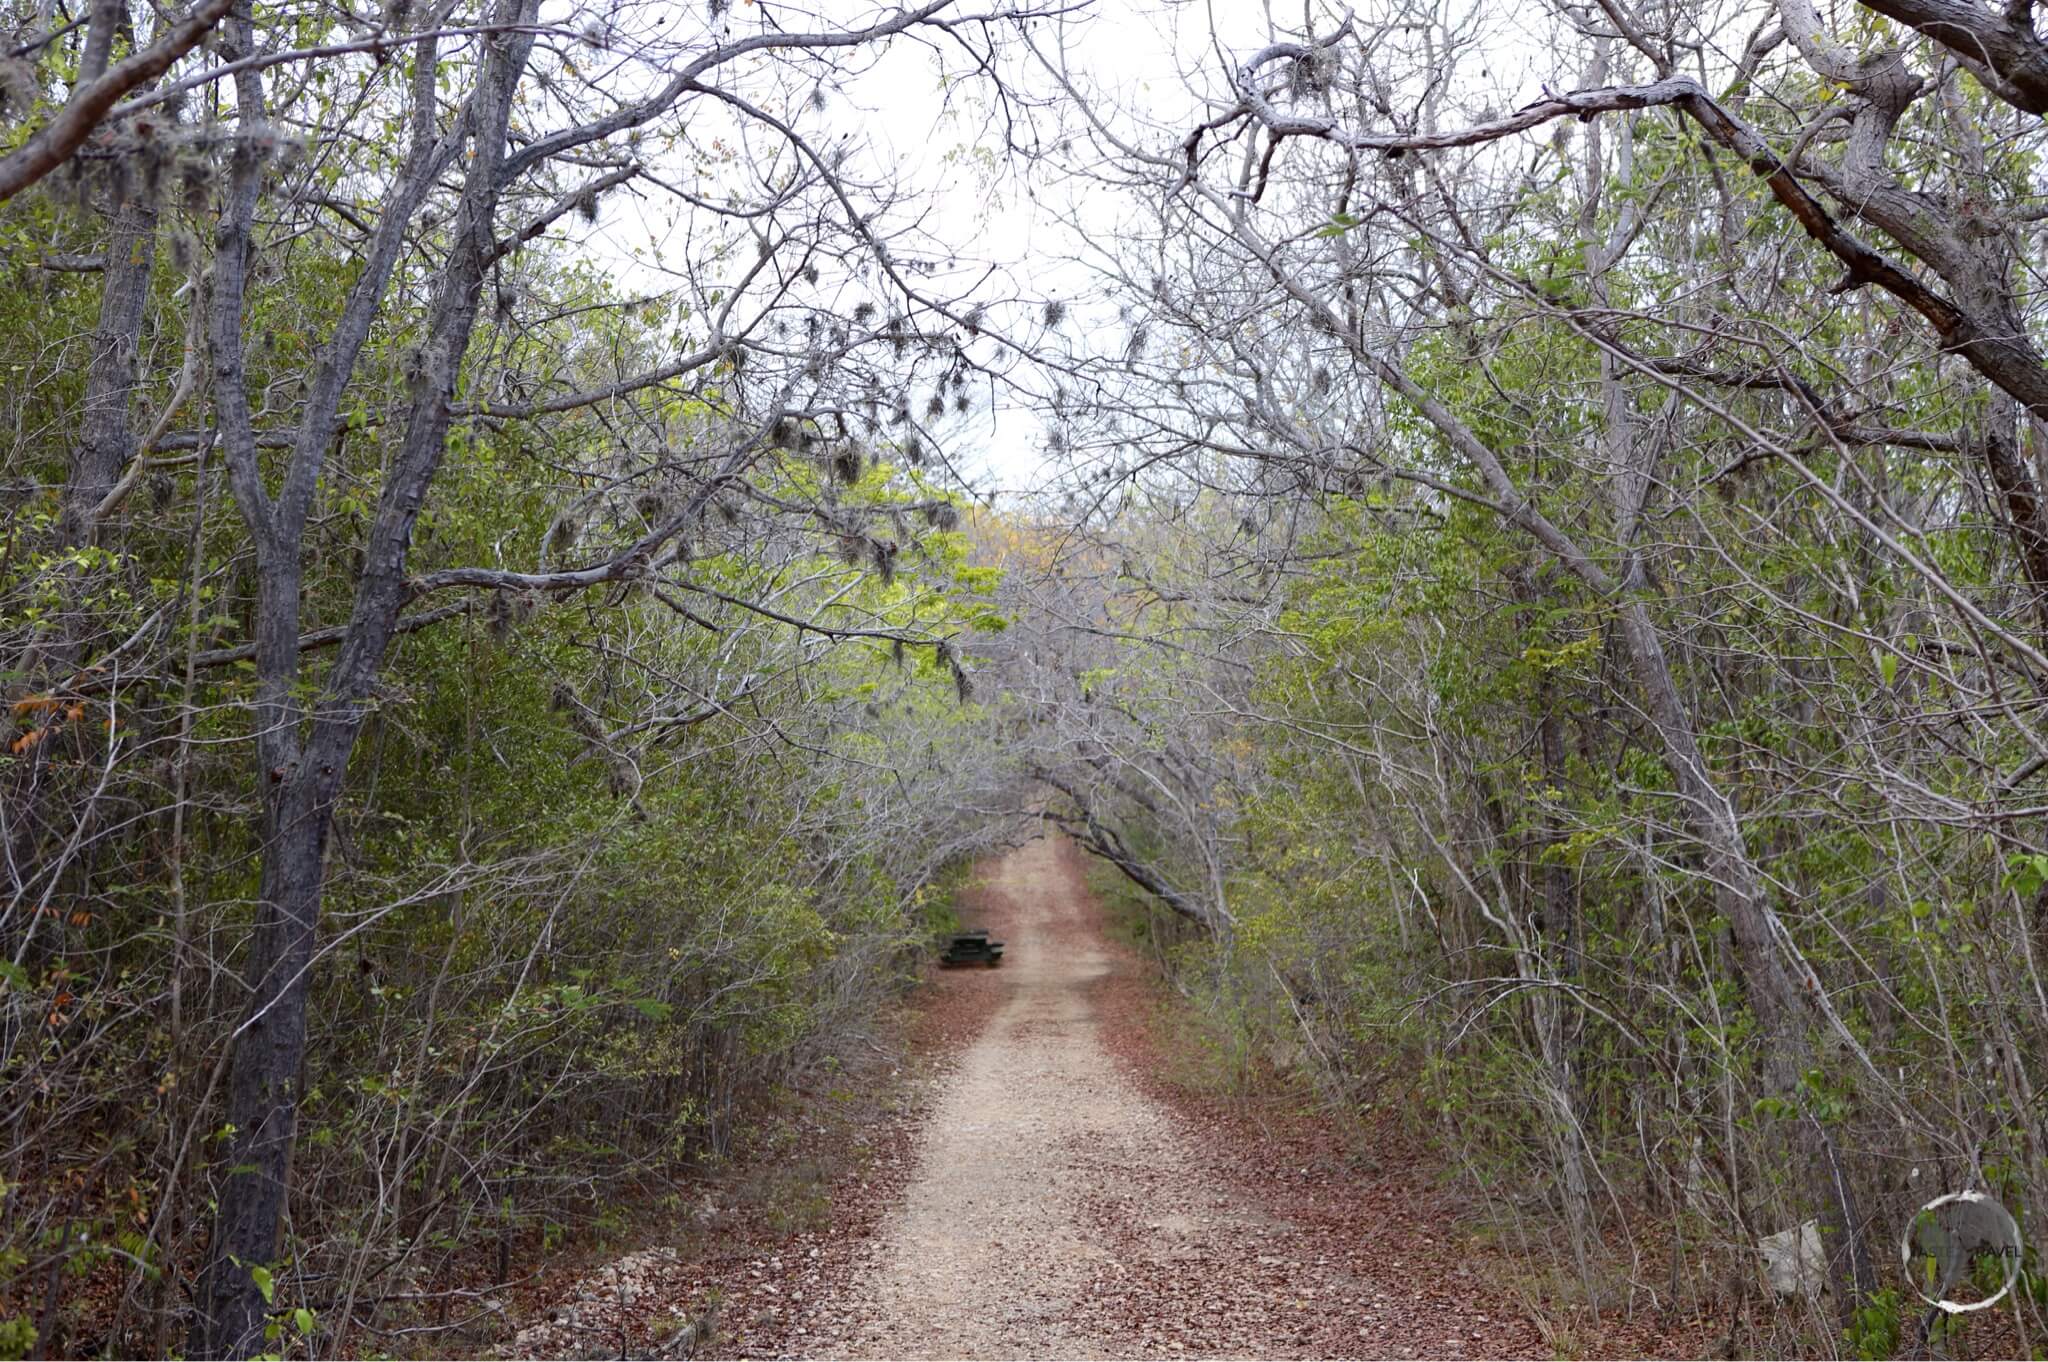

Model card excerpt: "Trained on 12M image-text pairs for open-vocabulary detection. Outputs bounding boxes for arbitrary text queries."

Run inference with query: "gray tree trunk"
[189,2,535,1351]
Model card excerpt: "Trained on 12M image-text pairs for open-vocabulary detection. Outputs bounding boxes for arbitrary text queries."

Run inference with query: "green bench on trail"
[939,929,1005,967]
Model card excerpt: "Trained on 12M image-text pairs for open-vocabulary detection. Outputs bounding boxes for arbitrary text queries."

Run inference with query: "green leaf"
[1314,211,1362,239]
[249,1264,275,1305]
[292,1307,316,1335]
[630,997,672,1021]
[1877,650,1897,687]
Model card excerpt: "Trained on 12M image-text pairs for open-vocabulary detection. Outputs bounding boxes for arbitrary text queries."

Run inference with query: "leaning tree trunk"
[1611,598,1874,1310]
[1366,301,1878,1316]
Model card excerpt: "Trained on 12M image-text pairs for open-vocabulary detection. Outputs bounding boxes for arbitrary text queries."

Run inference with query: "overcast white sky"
[523,1,1211,499]
[551,0,1569,501]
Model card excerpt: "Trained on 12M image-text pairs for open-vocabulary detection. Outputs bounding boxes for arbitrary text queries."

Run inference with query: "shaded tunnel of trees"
[6,0,2048,1354]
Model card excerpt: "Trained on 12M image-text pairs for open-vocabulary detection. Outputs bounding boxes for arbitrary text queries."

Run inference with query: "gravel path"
[808,836,1390,1360]
[505,834,1707,1360]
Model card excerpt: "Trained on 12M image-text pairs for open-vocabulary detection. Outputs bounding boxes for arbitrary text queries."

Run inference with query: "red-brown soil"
[508,833,1720,1359]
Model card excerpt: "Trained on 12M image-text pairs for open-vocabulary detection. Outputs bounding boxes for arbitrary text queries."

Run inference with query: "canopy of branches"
[6,0,2048,1355]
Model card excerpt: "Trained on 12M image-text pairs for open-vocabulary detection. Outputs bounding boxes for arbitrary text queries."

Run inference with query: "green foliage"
[1844,1287,1903,1360]
[0,101,1014,1350]
[0,1319,34,1362]
[1072,152,2048,1330]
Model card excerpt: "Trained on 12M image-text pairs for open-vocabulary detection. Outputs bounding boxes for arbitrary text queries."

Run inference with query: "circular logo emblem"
[1900,1191,2023,1315]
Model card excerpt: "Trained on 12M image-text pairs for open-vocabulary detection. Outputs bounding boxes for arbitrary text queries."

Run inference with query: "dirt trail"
[809,834,1210,1357]
[804,835,1509,1360]
[507,835,1691,1361]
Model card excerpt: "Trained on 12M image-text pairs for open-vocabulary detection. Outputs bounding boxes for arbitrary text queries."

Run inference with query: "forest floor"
[504,834,1715,1360]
